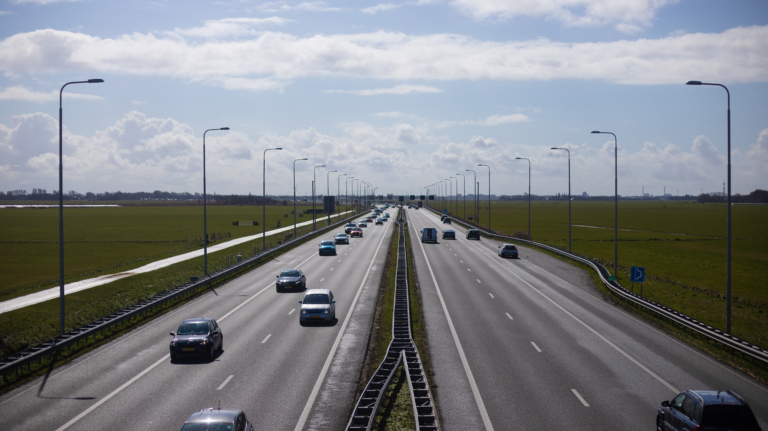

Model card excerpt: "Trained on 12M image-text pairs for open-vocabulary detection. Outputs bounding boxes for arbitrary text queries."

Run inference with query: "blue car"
[319,240,337,256]
[498,244,519,258]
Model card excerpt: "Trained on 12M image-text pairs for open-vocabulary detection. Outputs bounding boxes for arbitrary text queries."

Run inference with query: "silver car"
[299,289,336,324]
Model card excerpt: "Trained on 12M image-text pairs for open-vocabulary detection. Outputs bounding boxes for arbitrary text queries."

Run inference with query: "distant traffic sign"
[631,266,645,283]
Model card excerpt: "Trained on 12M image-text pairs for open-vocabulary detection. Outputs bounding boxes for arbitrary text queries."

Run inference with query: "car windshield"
[303,294,330,304]
[321,241,334,246]
[701,405,759,427]
[181,422,234,431]
[505,246,516,250]
[281,270,300,277]
[177,322,209,335]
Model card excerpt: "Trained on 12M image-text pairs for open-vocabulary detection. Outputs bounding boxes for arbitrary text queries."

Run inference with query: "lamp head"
[515,157,522,159]
[300,158,308,160]
[686,81,702,85]
[220,127,230,130]
[276,147,283,150]
[551,147,559,150]
[591,131,600,134]
[88,79,104,83]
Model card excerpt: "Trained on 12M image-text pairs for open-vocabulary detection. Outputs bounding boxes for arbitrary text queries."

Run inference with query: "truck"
[421,228,437,243]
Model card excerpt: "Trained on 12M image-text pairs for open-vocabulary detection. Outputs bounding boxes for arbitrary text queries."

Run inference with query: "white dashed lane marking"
[572,389,590,407]
[531,342,542,353]
[477,279,481,283]
[289,308,295,315]
[320,278,325,282]
[261,334,272,344]
[488,293,494,299]
[217,375,233,391]
[506,313,513,320]
[467,268,471,272]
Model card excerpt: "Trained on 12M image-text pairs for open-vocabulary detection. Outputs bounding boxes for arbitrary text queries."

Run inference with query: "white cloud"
[168,17,293,39]
[371,111,415,118]
[325,84,443,96]
[257,1,342,13]
[0,86,103,102]
[437,113,530,128]
[362,3,401,14]
[450,0,677,33]
[2,25,766,89]
[0,11,13,15]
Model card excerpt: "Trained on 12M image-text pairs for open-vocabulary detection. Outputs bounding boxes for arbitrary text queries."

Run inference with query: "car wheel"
[209,344,215,359]
[218,336,224,352]
[170,353,177,362]
[656,417,663,431]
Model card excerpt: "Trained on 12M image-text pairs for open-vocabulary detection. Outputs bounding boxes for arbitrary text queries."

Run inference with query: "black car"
[443,217,452,224]
[657,390,760,431]
[276,268,306,292]
[442,229,455,239]
[170,318,223,361]
[180,407,253,431]
[466,229,481,240]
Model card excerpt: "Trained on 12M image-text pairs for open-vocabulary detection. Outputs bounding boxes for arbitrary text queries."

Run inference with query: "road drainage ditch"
[347,212,440,431]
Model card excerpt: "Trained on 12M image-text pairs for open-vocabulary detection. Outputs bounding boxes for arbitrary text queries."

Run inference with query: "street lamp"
[338,174,347,222]
[478,164,490,232]
[456,173,466,220]
[346,177,354,216]
[293,158,308,240]
[591,131,618,279]
[515,158,531,239]
[326,170,337,225]
[263,147,283,251]
[313,165,325,230]
[551,147,571,252]
[58,78,104,336]
[202,127,230,280]
[449,177,457,215]
[465,170,476,227]
[686,80,733,334]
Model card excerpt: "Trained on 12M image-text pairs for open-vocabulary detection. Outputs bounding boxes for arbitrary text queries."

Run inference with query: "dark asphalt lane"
[407,207,768,431]
[0,208,398,431]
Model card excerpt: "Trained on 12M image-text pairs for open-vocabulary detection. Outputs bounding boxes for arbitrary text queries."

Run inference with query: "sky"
[0,0,766,198]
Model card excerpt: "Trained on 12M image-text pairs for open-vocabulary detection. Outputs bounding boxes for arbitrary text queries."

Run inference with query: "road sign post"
[631,266,645,295]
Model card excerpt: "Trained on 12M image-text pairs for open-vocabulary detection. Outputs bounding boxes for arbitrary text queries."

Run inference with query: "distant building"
[582,192,588,197]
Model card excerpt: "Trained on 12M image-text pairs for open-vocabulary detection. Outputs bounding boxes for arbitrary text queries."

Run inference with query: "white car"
[299,289,336,324]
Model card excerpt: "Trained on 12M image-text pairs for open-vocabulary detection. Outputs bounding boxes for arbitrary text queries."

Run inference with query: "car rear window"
[182,423,234,431]
[321,241,334,246]
[504,246,516,250]
[701,405,759,427]
[281,270,300,277]
[303,294,330,304]
[177,322,210,335]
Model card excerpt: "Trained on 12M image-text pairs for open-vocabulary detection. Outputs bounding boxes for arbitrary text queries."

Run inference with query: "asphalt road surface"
[0,208,398,431]
[406,206,768,430]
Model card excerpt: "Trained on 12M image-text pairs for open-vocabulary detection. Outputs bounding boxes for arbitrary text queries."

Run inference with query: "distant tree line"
[0,189,279,205]
[698,189,768,203]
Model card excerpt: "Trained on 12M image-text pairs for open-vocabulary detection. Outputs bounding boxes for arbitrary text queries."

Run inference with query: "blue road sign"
[631,266,645,283]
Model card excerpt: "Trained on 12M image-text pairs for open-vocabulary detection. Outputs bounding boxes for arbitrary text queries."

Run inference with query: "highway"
[406,206,768,430]
[0,208,398,431]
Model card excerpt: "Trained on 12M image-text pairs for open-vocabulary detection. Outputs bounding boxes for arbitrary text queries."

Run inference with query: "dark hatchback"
[170,318,223,361]
[466,229,481,240]
[657,390,761,431]
[442,229,456,239]
[276,268,306,292]
[180,408,253,431]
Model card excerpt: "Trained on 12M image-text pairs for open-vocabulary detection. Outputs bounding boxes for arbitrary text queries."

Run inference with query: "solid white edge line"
[465,240,679,395]
[55,355,168,431]
[531,342,542,353]
[412,213,495,431]
[261,334,272,344]
[293,208,396,431]
[506,313,513,320]
[217,375,234,391]
[571,389,590,407]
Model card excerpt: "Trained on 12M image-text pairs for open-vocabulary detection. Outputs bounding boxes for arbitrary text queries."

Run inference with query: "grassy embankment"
[358,210,434,430]
[0,202,364,390]
[442,200,768,354]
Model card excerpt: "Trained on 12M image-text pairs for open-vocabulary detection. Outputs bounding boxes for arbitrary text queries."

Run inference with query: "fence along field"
[459,200,768,348]
[0,202,344,302]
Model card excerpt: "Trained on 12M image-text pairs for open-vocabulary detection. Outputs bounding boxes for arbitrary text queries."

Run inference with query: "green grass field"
[0,201,355,301]
[437,200,768,347]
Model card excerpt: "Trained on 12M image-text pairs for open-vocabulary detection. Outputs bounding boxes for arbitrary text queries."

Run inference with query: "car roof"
[335,233,347,235]
[444,229,454,232]
[182,318,213,324]
[501,243,516,247]
[185,408,241,423]
[689,390,746,405]
[305,288,331,296]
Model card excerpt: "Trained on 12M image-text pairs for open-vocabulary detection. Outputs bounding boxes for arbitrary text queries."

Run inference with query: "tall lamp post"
[591,130,618,279]
[58,78,104,336]
[263,147,283,252]
[202,127,230,279]
[515,158,531,239]
[313,165,325,230]
[338,173,347,222]
[456,173,466,220]
[449,177,457,215]
[466,170,476,227]
[326,170,337,225]
[293,158,308,240]
[686,80,733,334]
[551,147,571,252]
[346,177,354,216]
[478,164,490,231]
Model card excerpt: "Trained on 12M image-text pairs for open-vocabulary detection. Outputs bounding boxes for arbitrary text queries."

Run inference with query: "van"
[421,228,437,243]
